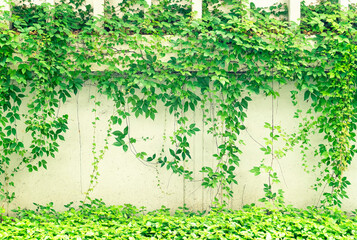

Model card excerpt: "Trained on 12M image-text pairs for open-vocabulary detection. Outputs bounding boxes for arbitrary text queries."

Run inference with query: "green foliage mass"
[0,200,356,239]
[0,0,357,209]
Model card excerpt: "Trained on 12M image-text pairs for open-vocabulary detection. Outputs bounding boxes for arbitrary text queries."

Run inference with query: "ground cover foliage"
[0,0,357,215]
[0,199,356,239]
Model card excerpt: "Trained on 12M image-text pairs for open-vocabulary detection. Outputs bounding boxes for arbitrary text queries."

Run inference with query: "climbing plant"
[293,3,357,207]
[0,2,88,204]
[0,0,356,209]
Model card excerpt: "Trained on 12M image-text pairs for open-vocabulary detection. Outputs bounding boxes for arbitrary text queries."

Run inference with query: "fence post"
[339,0,349,9]
[192,0,202,19]
[92,0,104,18]
[0,0,10,13]
[0,0,10,29]
[288,0,301,24]
[87,0,104,28]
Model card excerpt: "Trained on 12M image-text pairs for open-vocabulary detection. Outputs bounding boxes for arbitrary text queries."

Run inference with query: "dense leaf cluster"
[0,200,356,239]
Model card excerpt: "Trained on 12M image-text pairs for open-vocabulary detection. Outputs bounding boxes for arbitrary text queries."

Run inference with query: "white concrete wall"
[4,82,357,213]
[2,0,357,213]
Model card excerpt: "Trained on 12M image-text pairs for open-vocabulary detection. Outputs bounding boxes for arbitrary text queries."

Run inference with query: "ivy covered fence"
[0,0,357,214]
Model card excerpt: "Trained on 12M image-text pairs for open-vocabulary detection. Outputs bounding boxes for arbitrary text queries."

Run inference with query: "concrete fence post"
[0,0,10,29]
[339,0,350,10]
[91,0,104,18]
[87,0,104,28]
[0,0,10,13]
[192,0,202,19]
[288,0,301,24]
